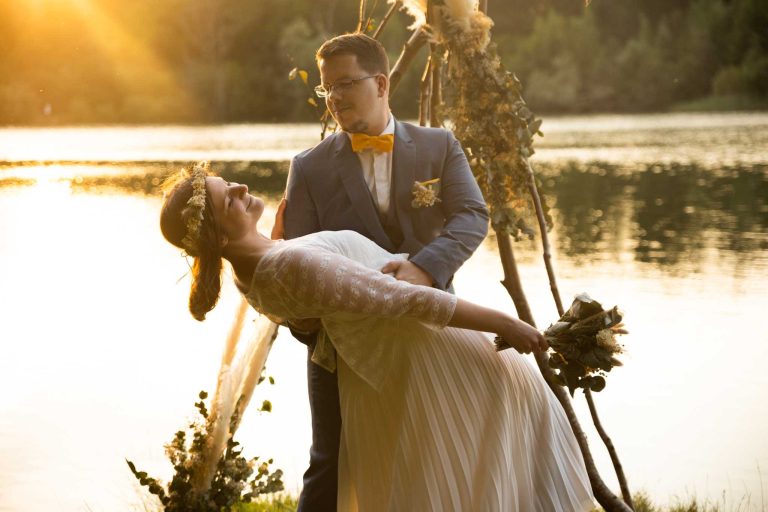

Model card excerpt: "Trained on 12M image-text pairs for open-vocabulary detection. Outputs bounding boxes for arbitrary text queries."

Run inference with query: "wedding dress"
[245,230,594,512]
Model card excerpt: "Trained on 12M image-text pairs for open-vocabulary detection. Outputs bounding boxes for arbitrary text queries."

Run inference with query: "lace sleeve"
[251,244,457,328]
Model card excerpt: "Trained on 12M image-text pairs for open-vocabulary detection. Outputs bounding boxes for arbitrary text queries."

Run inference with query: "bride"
[160,162,594,511]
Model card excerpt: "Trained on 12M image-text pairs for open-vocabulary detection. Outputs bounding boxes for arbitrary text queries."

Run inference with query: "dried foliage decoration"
[438,8,551,240]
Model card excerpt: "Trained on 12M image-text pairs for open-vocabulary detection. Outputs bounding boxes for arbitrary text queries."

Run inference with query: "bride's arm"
[449,299,548,354]
[258,245,546,354]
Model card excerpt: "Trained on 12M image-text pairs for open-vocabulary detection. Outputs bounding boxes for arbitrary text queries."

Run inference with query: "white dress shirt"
[349,115,395,216]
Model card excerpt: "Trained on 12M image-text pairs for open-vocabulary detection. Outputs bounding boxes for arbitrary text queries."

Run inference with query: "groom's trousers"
[298,344,342,512]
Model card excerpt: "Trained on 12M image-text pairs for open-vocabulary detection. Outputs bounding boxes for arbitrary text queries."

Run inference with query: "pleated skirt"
[336,326,595,512]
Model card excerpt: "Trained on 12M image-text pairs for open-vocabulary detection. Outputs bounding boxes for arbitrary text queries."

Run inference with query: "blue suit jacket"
[283,119,488,291]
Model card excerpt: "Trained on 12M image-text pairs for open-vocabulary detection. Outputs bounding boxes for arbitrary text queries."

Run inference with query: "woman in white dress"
[160,164,595,511]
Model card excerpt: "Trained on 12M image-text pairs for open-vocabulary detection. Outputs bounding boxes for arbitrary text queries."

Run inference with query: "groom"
[278,33,489,511]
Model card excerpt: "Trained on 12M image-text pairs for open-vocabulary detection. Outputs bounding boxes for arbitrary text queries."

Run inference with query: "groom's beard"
[343,119,369,134]
[329,104,368,133]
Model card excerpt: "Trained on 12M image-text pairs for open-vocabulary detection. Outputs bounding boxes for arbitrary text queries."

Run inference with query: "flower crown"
[181,161,210,254]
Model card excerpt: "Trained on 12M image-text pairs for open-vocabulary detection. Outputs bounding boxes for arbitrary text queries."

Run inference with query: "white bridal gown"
[246,230,594,512]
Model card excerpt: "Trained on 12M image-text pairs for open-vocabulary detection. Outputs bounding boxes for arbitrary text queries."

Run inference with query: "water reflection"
[0,161,290,196]
[631,164,767,268]
[6,160,762,275]
[535,161,768,273]
[65,161,289,197]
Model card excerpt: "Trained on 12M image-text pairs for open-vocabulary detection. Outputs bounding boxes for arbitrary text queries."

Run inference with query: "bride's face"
[206,176,264,243]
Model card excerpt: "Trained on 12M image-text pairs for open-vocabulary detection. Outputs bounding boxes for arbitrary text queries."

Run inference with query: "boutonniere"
[411,178,441,208]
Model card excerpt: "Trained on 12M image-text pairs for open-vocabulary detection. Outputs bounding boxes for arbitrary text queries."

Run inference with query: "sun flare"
[10,0,199,119]
[21,0,90,11]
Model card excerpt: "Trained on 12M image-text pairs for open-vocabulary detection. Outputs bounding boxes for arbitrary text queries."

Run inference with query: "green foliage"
[230,496,298,512]
[673,94,768,112]
[126,390,284,512]
[713,51,768,98]
[0,0,765,124]
[499,0,768,113]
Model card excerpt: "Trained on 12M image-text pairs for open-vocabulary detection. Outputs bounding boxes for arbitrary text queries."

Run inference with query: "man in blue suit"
[279,33,489,511]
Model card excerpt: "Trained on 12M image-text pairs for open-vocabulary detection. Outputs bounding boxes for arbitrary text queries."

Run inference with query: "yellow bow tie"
[350,133,394,153]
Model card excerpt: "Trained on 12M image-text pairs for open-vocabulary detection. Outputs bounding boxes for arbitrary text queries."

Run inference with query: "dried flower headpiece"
[181,161,210,254]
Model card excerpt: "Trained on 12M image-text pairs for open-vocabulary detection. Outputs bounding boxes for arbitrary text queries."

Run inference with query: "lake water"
[0,112,766,511]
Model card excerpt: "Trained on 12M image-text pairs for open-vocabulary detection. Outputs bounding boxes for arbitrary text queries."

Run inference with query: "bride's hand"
[448,298,547,353]
[497,317,548,354]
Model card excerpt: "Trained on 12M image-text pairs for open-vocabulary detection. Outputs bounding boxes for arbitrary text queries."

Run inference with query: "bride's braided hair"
[160,164,224,321]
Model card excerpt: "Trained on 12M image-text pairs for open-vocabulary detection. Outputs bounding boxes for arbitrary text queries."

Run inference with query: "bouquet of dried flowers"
[497,293,627,396]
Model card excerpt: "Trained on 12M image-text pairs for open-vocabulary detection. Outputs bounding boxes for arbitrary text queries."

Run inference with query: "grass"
[133,489,762,512]
[231,495,298,512]
[593,490,765,512]
[133,492,298,512]
[671,94,768,112]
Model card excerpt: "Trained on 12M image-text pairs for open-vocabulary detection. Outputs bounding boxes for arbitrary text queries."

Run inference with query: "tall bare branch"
[363,0,382,34]
[389,26,429,95]
[373,0,402,39]
[585,388,634,509]
[525,161,565,315]
[429,44,443,127]
[419,55,432,126]
[357,0,368,32]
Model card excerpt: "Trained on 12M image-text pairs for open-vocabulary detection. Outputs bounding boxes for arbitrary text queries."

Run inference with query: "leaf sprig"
[126,390,284,511]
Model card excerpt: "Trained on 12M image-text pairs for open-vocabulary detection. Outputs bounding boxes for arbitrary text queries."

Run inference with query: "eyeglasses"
[314,75,378,98]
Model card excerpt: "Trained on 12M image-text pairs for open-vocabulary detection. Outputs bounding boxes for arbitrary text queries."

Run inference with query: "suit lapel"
[392,121,417,247]
[335,134,394,251]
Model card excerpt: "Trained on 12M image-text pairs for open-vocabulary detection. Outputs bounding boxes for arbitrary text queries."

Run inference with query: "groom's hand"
[270,197,286,240]
[381,261,434,287]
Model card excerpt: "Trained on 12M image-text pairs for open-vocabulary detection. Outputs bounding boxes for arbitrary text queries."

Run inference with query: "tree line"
[0,0,765,125]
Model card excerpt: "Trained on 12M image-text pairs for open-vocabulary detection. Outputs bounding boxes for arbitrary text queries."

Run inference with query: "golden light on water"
[0,184,300,510]
[2,113,767,165]
[3,164,128,182]
[0,125,324,162]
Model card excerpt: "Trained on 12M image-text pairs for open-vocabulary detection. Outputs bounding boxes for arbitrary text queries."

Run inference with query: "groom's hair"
[316,33,390,76]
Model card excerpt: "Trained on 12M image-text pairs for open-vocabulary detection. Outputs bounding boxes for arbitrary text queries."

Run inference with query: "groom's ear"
[376,74,388,98]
